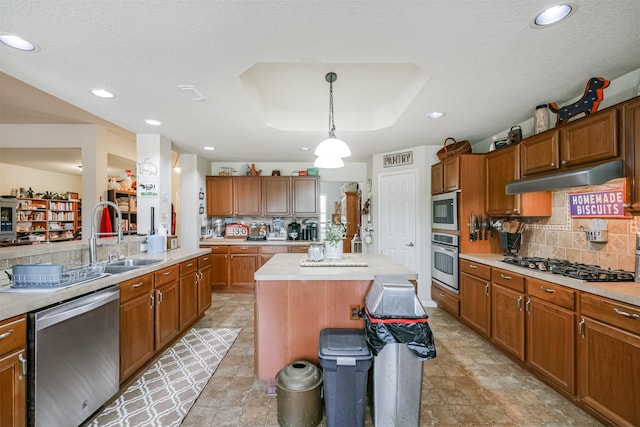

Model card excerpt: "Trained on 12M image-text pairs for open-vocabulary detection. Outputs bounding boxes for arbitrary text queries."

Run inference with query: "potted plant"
[324,221,344,259]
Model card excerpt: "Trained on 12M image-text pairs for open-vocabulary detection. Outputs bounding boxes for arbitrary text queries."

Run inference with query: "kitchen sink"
[103,265,141,274]
[107,258,164,267]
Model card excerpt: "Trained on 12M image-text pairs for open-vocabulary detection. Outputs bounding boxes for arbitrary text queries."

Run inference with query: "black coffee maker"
[308,222,318,241]
[287,221,301,240]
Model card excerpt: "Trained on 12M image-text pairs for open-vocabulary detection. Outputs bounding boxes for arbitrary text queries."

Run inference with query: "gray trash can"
[364,275,436,427]
[318,328,372,427]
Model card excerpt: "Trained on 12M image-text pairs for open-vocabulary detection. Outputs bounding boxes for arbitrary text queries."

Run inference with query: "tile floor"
[182,293,602,427]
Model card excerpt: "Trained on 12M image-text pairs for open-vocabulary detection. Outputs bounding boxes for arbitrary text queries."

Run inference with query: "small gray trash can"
[318,328,372,427]
[276,360,323,427]
[364,275,436,427]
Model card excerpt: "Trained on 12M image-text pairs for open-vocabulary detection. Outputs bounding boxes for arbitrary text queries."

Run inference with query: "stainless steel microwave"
[431,191,459,231]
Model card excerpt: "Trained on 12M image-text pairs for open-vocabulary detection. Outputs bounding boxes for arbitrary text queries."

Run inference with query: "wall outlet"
[139,242,147,252]
[350,304,361,320]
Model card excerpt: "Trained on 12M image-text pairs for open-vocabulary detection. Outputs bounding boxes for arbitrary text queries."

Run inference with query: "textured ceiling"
[1,0,639,170]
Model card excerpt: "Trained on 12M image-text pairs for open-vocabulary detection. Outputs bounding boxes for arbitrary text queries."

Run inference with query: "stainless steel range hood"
[505,160,624,195]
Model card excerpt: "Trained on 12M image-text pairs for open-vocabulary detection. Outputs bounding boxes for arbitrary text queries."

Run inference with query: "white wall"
[0,163,81,195]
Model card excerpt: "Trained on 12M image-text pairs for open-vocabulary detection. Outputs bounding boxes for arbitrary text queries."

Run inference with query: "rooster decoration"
[549,77,610,126]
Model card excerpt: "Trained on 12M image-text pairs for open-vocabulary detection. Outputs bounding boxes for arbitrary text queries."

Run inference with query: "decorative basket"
[341,182,359,194]
[436,137,472,160]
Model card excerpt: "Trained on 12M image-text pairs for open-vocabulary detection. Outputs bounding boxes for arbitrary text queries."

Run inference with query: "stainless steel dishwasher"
[27,286,120,427]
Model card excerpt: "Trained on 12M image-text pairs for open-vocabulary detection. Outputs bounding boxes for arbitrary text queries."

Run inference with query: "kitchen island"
[253,253,418,383]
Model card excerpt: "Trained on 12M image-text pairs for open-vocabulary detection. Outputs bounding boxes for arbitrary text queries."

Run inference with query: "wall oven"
[431,232,459,293]
[431,191,458,231]
[0,197,18,242]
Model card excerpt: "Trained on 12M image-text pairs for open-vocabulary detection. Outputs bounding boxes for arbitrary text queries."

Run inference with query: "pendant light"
[314,72,351,167]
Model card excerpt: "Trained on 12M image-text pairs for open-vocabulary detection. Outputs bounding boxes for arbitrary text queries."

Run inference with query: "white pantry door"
[378,169,418,272]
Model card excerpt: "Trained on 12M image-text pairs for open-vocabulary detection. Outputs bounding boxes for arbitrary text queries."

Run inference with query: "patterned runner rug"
[89,327,240,427]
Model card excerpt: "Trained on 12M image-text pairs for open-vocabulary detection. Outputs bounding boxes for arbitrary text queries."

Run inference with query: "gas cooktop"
[501,256,635,282]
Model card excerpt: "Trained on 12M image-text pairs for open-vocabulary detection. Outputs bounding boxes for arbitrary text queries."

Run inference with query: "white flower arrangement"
[324,221,344,247]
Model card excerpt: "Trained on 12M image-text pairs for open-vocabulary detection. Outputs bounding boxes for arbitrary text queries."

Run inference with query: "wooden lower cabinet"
[198,254,212,315]
[578,293,640,426]
[119,275,155,383]
[154,266,181,350]
[431,280,459,317]
[229,246,258,290]
[459,271,491,338]
[205,245,230,291]
[260,245,288,267]
[179,259,199,330]
[491,284,525,361]
[0,315,26,427]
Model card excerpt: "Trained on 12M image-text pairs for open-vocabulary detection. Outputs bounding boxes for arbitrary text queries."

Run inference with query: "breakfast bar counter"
[253,253,418,382]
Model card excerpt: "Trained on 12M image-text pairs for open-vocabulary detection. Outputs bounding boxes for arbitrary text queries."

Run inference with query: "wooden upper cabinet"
[559,107,618,169]
[206,176,233,216]
[262,176,290,216]
[233,177,261,215]
[520,130,560,177]
[291,177,319,215]
[486,145,520,216]
[431,157,460,195]
[622,97,640,213]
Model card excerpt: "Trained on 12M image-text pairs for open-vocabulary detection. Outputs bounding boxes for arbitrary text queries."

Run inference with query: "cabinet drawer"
[198,254,211,267]
[492,267,525,292]
[460,261,491,281]
[205,245,229,254]
[527,278,575,310]
[0,314,26,356]
[432,281,459,317]
[230,245,258,254]
[260,245,288,254]
[289,245,310,253]
[119,274,153,302]
[581,293,640,335]
[180,258,198,277]
[154,265,179,286]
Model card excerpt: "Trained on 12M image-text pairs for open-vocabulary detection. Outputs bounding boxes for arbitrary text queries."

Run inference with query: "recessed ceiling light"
[204,146,215,151]
[145,119,162,126]
[91,89,115,99]
[0,34,38,51]
[300,146,311,151]
[533,3,574,27]
[427,112,446,119]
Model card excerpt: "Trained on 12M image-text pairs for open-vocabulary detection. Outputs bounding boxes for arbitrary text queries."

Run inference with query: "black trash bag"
[363,307,436,361]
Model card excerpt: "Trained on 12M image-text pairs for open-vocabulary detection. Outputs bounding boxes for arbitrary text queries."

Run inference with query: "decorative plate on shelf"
[225,223,249,238]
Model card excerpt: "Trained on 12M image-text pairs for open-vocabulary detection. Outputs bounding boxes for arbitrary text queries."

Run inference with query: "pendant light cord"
[326,72,337,138]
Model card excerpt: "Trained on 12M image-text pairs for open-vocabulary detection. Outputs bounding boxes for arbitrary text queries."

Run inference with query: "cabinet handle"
[132,281,144,288]
[0,329,13,340]
[517,296,522,310]
[187,263,194,267]
[18,353,26,380]
[540,286,556,293]
[439,293,445,297]
[203,256,209,261]
[578,318,585,338]
[158,290,163,303]
[163,271,173,276]
[150,294,155,308]
[525,297,531,314]
[500,274,512,280]
[484,283,489,296]
[550,162,555,167]
[613,308,639,319]
[468,264,477,269]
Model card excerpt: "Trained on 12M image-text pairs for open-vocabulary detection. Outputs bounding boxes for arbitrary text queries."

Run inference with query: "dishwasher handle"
[34,286,120,331]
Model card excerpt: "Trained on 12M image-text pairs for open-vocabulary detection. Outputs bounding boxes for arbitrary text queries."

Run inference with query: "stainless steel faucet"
[89,201,123,265]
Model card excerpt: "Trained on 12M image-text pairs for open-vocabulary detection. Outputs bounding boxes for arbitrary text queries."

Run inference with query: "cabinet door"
[431,280,459,317]
[623,97,640,212]
[459,272,491,338]
[526,297,575,395]
[262,177,290,215]
[520,130,560,177]
[486,145,520,216]
[560,108,618,168]
[259,245,287,267]
[292,177,318,215]
[0,350,26,427]
[491,285,525,361]
[578,317,640,426]
[229,252,258,290]
[119,292,154,382]
[233,177,262,215]
[443,157,460,192]
[210,251,229,291]
[198,255,212,315]
[155,280,180,350]
[179,270,198,330]
[431,163,444,195]
[206,176,233,216]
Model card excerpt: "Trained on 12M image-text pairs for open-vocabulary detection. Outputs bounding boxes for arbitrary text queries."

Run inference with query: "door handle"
[406,242,415,247]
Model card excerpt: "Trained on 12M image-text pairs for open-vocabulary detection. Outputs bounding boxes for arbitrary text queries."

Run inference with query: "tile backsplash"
[518,186,637,272]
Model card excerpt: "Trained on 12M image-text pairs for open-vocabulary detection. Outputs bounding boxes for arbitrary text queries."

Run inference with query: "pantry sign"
[568,189,625,218]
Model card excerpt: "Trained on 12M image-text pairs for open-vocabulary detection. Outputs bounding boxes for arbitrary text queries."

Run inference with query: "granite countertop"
[254,253,418,281]
[0,247,209,322]
[460,253,640,307]
[200,238,314,246]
